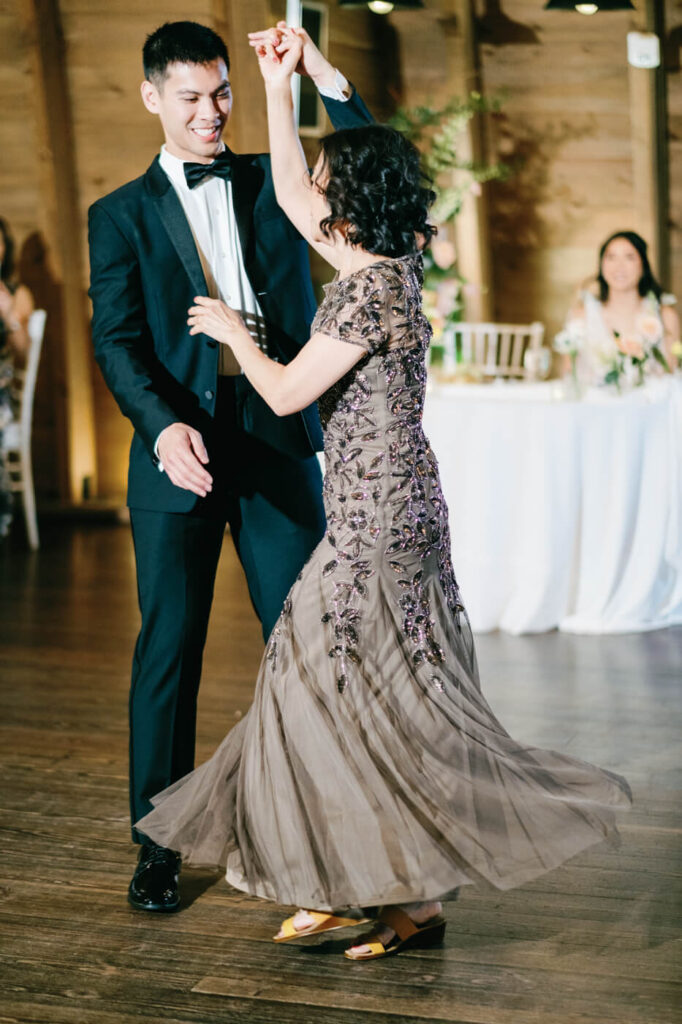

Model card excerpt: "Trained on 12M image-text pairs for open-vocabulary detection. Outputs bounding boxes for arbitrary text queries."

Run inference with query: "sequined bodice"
[288,254,465,693]
[313,257,432,532]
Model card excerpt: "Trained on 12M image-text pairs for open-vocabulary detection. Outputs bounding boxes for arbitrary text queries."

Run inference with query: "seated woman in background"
[0,216,35,537]
[562,231,679,387]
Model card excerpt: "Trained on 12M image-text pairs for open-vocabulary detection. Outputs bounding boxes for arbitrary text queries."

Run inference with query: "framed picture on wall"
[298,1,329,136]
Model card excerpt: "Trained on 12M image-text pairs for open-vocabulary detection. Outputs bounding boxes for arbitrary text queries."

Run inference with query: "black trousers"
[129,379,325,841]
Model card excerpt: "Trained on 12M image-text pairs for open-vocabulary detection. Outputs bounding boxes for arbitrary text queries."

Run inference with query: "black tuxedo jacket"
[88,88,373,514]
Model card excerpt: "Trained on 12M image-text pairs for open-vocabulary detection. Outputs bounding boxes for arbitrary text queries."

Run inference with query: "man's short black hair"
[143,21,230,86]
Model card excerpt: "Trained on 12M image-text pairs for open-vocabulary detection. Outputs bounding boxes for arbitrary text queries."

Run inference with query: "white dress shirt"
[159,146,263,376]
[154,70,350,464]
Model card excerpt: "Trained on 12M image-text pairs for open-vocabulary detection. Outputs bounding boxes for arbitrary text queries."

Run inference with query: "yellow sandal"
[274,909,371,943]
[344,906,446,961]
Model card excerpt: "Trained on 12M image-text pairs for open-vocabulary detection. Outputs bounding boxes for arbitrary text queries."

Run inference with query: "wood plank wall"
[474,0,680,334]
[0,0,679,502]
[389,1,680,335]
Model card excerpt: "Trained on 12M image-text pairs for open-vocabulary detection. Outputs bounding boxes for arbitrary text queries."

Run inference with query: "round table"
[422,376,682,634]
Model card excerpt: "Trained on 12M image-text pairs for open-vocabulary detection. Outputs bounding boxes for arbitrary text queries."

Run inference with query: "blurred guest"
[0,217,35,536]
[560,231,679,386]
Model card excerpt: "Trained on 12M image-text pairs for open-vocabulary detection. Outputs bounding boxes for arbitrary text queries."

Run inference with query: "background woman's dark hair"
[143,21,230,86]
[0,217,16,285]
[597,230,662,302]
[317,125,436,258]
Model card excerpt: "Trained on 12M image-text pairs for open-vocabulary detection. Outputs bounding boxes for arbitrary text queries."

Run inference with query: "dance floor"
[1,523,680,1024]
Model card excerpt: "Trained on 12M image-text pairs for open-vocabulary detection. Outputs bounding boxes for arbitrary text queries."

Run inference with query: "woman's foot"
[273,908,371,942]
[345,900,443,957]
[275,909,317,939]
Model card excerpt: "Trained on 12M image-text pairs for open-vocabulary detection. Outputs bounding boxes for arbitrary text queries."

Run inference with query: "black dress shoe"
[128,843,181,912]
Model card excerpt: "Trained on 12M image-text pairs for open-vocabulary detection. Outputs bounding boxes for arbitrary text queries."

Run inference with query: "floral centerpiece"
[552,318,584,389]
[553,292,672,392]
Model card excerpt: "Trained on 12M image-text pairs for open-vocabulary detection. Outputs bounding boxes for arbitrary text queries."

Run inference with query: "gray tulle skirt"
[136,549,632,912]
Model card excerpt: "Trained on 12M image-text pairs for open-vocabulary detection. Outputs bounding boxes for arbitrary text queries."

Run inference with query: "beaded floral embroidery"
[309,256,465,693]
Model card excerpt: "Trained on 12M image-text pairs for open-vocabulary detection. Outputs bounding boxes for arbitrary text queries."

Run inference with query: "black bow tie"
[183,150,234,190]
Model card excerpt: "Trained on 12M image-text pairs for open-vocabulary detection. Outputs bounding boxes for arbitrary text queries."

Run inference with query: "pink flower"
[431,240,457,270]
[635,313,663,345]
[469,181,482,197]
[617,335,645,359]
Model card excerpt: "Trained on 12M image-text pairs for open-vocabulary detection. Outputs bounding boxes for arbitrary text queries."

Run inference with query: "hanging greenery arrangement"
[390,94,512,356]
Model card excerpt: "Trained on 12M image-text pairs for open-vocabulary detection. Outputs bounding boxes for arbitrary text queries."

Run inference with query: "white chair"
[443,321,546,379]
[1,309,46,549]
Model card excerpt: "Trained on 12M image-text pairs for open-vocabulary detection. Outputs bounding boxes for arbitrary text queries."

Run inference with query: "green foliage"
[389,92,510,228]
[390,93,511,350]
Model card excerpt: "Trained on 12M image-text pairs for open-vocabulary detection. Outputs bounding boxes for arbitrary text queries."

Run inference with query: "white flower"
[435,280,459,316]
[622,360,639,387]
[553,318,585,354]
[553,330,574,354]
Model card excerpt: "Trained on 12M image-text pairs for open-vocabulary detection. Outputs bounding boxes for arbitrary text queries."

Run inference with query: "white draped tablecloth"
[422,376,682,634]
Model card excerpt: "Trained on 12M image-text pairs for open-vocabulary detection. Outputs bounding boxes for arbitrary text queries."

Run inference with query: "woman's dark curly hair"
[316,125,436,258]
[597,230,662,302]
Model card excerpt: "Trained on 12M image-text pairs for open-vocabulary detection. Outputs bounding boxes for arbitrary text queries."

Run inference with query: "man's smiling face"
[141,59,232,164]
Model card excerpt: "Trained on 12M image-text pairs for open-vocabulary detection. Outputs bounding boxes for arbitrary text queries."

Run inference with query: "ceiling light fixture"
[339,0,424,13]
[544,0,634,12]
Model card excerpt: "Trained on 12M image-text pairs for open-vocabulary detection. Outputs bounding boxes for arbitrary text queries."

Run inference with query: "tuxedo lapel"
[230,154,265,288]
[145,157,208,298]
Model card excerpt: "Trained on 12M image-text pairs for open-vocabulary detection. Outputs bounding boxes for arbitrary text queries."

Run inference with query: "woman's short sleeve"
[314,267,392,355]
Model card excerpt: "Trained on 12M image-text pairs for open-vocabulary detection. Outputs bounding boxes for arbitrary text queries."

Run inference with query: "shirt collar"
[159,143,227,191]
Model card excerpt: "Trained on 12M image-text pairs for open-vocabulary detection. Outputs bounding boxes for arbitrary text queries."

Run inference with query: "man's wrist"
[316,68,351,102]
[310,63,338,91]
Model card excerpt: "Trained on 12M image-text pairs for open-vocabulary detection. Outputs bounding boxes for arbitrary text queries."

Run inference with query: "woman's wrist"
[265,81,294,102]
[228,325,257,354]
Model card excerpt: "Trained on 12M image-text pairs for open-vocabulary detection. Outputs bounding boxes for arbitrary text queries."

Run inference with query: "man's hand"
[157,423,213,497]
[248,21,337,90]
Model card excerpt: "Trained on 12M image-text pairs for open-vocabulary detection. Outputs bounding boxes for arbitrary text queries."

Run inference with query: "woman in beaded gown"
[137,28,631,960]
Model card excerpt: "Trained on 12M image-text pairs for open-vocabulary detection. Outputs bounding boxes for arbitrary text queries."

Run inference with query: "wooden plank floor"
[1,523,680,1024]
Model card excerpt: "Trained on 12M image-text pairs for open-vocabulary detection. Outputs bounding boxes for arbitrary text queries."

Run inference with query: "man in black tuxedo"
[88,20,372,911]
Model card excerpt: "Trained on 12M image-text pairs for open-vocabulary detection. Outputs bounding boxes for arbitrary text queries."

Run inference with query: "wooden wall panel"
[477,1,639,336]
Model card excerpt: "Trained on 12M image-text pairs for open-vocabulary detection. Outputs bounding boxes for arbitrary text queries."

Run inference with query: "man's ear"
[141,79,160,115]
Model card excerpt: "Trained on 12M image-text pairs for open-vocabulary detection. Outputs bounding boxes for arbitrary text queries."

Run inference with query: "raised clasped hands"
[249,25,303,86]
[248,21,333,88]
[187,296,250,349]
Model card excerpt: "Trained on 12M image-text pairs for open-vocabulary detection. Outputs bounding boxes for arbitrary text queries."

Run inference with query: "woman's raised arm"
[252,30,341,269]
